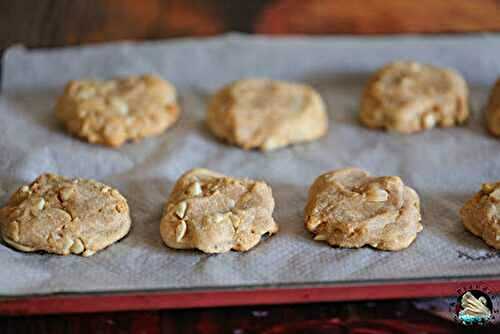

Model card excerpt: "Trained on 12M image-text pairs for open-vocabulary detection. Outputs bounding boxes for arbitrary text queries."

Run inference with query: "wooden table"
[1,1,500,332]
[2,0,500,49]
[2,300,499,333]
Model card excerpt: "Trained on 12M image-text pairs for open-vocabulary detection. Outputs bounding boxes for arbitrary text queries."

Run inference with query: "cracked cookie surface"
[0,173,131,256]
[460,182,500,249]
[360,61,469,133]
[207,79,328,151]
[160,168,278,253]
[305,167,422,251]
[56,74,180,147]
[486,79,500,137]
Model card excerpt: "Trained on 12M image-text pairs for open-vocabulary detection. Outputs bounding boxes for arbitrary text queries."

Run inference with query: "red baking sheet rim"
[1,278,500,315]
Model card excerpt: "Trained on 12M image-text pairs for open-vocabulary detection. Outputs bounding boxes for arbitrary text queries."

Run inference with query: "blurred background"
[2,0,500,49]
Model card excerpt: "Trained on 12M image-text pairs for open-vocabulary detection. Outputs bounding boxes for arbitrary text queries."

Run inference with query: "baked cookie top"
[305,167,422,251]
[360,61,469,133]
[460,182,500,249]
[56,74,180,147]
[207,78,328,151]
[486,79,500,136]
[160,168,278,253]
[0,173,131,256]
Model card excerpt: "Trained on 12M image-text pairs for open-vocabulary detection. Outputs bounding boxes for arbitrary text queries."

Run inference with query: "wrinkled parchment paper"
[1,34,500,296]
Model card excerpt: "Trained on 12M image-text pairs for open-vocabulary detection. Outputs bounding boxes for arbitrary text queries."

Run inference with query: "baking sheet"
[1,33,500,297]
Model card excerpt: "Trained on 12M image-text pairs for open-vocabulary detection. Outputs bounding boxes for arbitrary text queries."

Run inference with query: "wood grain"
[2,0,500,50]
[256,0,500,34]
[2,300,489,334]
[0,0,226,49]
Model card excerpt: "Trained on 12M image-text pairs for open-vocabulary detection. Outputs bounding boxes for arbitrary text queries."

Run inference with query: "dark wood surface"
[2,0,500,49]
[256,0,500,35]
[1,300,499,334]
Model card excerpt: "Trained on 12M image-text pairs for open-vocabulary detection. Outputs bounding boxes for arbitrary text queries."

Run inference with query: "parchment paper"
[1,34,500,296]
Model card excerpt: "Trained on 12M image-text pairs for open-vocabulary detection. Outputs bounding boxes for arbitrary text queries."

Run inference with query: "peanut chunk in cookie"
[360,61,469,133]
[207,79,328,151]
[160,168,278,253]
[56,74,180,147]
[305,167,422,251]
[0,173,131,256]
[460,182,500,249]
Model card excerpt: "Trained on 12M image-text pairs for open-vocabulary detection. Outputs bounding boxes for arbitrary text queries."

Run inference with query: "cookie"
[0,173,131,256]
[460,182,500,249]
[207,79,328,151]
[305,167,422,251]
[360,61,469,133]
[486,79,500,136]
[160,168,278,253]
[56,74,180,147]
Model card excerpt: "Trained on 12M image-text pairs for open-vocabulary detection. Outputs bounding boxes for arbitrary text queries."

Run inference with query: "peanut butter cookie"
[486,79,500,136]
[360,61,469,133]
[56,74,180,147]
[160,168,278,253]
[460,182,500,249]
[207,79,328,151]
[0,173,131,256]
[305,167,422,251]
